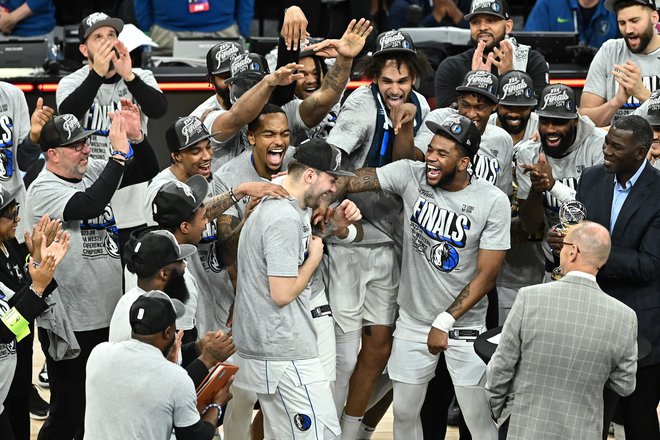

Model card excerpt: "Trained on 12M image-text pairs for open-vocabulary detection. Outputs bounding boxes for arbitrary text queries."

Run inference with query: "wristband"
[1,307,31,341]
[548,181,576,205]
[432,311,455,333]
[229,188,240,204]
[111,150,132,160]
[128,131,145,144]
[202,403,223,425]
[336,224,357,243]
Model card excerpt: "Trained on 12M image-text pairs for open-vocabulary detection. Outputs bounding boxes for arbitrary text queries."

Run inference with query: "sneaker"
[447,397,461,427]
[29,384,49,420]
[38,363,48,388]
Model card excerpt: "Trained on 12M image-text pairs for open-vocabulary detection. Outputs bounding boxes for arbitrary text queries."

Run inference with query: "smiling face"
[376,60,414,111]
[496,104,533,135]
[538,117,578,158]
[457,93,497,134]
[295,57,322,100]
[602,125,646,176]
[0,201,19,241]
[248,112,290,178]
[173,139,213,179]
[424,134,470,188]
[617,5,659,54]
[48,140,92,179]
[303,170,337,209]
[469,14,512,51]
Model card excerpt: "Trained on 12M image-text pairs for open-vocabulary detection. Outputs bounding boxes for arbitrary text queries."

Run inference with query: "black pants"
[4,324,33,440]
[619,362,660,440]
[37,327,109,440]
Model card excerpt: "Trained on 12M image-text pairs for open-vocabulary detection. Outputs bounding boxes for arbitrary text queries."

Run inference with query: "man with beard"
[516,84,604,281]
[417,70,514,196]
[580,0,660,126]
[323,30,431,438]
[85,291,234,440]
[57,12,168,256]
[434,0,549,108]
[233,140,360,439]
[488,70,539,149]
[330,114,510,440]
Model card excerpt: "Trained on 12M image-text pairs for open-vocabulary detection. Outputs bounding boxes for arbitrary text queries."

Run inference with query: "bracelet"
[432,311,456,333]
[336,224,357,243]
[128,131,145,144]
[111,156,126,166]
[29,284,43,299]
[229,188,239,204]
[111,150,132,160]
[202,403,223,426]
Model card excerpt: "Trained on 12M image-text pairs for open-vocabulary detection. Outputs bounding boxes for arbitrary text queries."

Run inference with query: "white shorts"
[256,360,341,440]
[327,243,399,333]
[310,293,336,382]
[387,309,486,387]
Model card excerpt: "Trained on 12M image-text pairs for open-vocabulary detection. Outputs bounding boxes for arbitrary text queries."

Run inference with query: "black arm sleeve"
[58,70,104,119]
[174,420,216,440]
[435,56,464,108]
[527,50,550,99]
[125,75,168,119]
[181,340,199,367]
[62,160,125,221]
[270,36,300,107]
[118,136,160,188]
[185,359,210,389]
[0,284,48,344]
[17,137,42,172]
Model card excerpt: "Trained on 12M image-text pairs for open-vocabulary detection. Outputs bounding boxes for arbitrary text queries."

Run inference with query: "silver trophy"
[551,200,587,280]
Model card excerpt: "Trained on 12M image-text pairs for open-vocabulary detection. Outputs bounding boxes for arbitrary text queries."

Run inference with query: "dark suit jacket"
[576,163,660,367]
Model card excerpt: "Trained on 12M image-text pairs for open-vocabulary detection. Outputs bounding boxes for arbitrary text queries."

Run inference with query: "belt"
[311,304,332,319]
[448,328,480,340]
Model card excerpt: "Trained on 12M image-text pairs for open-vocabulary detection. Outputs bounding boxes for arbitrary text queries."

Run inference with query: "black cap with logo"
[536,84,578,120]
[129,290,186,335]
[497,70,537,106]
[206,41,243,77]
[224,53,270,85]
[645,90,660,126]
[79,12,124,43]
[124,228,196,277]
[152,175,209,228]
[456,70,499,103]
[165,116,216,152]
[465,0,510,20]
[40,114,99,151]
[293,139,356,177]
[373,30,417,57]
[604,0,657,12]
[425,114,482,157]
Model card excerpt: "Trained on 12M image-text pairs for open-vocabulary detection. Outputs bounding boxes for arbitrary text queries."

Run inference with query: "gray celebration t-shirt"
[583,38,660,120]
[516,116,605,260]
[24,158,122,331]
[416,108,515,195]
[377,160,511,326]
[233,196,317,361]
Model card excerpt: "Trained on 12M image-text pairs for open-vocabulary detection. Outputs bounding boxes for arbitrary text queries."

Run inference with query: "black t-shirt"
[434,46,550,108]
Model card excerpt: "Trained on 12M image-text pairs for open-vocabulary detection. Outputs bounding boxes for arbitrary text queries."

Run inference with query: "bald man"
[486,221,638,440]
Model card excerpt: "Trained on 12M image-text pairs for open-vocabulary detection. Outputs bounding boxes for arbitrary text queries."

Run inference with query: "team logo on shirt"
[470,153,500,184]
[293,413,312,431]
[410,196,471,272]
[80,206,120,259]
[0,116,15,181]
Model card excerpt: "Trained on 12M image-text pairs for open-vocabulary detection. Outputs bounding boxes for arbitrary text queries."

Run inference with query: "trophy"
[551,200,587,280]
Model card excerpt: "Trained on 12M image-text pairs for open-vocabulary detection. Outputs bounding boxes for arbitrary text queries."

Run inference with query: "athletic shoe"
[29,385,49,420]
[38,363,49,388]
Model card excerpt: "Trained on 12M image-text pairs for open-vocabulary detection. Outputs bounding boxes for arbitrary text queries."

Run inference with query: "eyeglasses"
[562,241,580,254]
[63,138,89,152]
[1,203,19,222]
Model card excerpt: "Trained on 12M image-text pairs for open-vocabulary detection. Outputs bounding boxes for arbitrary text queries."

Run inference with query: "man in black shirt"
[434,0,549,108]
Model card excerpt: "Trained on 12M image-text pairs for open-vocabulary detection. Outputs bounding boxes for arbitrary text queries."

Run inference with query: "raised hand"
[236,181,289,199]
[265,62,305,87]
[491,39,514,75]
[108,110,130,155]
[281,6,308,50]
[471,41,493,71]
[331,199,362,231]
[612,61,648,102]
[118,98,142,141]
[112,40,135,82]
[520,152,555,194]
[389,103,417,135]
[29,97,55,144]
[91,39,117,77]
[307,18,373,59]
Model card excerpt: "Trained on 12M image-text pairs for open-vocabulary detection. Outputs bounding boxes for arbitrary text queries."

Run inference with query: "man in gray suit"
[485,221,638,440]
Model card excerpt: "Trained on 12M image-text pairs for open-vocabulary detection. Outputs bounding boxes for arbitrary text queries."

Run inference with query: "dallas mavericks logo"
[80,206,120,259]
[431,242,460,272]
[293,414,312,431]
[206,241,225,273]
[0,115,15,181]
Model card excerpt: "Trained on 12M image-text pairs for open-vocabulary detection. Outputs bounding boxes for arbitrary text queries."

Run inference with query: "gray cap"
[536,84,578,120]
[425,114,482,156]
[645,90,660,126]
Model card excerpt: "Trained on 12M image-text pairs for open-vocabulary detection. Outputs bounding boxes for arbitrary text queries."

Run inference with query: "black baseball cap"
[373,30,416,57]
[536,84,578,120]
[124,227,196,277]
[165,116,216,152]
[465,0,510,20]
[40,114,99,151]
[79,12,124,43]
[224,53,270,85]
[497,70,537,106]
[293,139,356,177]
[152,175,209,228]
[206,41,243,76]
[645,90,660,126]
[425,114,482,157]
[0,185,21,210]
[456,70,498,103]
[130,290,186,335]
[604,0,657,12]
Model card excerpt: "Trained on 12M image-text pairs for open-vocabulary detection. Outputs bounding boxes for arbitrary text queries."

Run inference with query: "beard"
[625,23,655,54]
[428,163,458,188]
[163,267,190,305]
[540,129,577,159]
[215,83,232,110]
[471,34,505,53]
[497,112,530,135]
[162,334,176,358]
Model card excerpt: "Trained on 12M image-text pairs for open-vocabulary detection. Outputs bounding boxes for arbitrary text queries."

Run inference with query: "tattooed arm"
[204,182,288,220]
[427,249,506,354]
[215,214,242,266]
[299,19,372,128]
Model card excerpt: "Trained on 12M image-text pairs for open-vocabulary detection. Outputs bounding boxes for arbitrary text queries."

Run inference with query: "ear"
[652,10,659,24]
[458,156,471,172]
[171,152,180,163]
[303,168,316,184]
[247,131,256,146]
[505,19,514,34]
[163,323,175,340]
[158,267,170,283]
[79,44,88,58]
[46,148,59,164]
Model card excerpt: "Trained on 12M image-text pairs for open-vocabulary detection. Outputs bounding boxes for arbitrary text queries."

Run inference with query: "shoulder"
[516,140,541,162]
[0,81,23,98]
[61,66,90,83]
[484,124,514,147]
[342,86,375,107]
[474,178,509,201]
